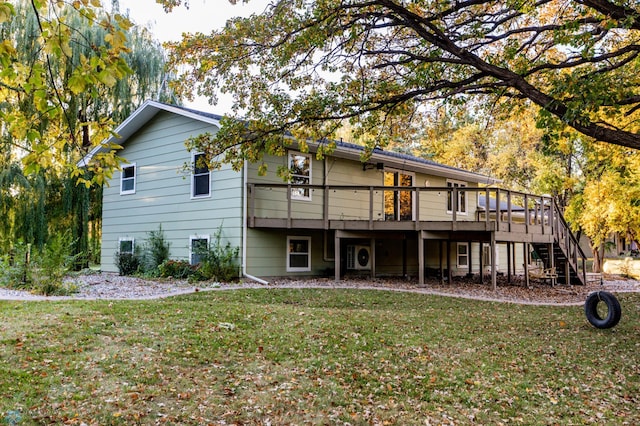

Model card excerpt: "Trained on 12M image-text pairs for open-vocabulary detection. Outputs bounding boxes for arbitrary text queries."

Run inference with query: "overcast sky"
[117,0,271,110]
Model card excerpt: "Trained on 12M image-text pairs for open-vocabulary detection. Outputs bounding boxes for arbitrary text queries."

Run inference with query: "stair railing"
[552,200,588,285]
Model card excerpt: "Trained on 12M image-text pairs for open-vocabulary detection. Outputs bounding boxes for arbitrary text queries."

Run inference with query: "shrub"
[191,226,240,282]
[34,233,80,295]
[158,259,196,279]
[0,234,79,296]
[115,250,141,276]
[0,242,32,290]
[141,225,171,275]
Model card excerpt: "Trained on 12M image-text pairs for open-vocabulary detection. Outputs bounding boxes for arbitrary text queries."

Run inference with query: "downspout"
[242,160,269,285]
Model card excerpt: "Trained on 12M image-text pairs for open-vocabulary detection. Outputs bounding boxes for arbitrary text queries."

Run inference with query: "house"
[81,100,587,288]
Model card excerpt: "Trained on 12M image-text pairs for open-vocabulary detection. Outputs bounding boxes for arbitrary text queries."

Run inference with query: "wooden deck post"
[548,242,555,287]
[479,241,484,284]
[418,231,425,285]
[511,243,518,276]
[439,240,444,284]
[468,241,472,276]
[491,232,497,291]
[446,240,451,284]
[524,242,530,288]
[334,232,341,282]
[507,241,512,284]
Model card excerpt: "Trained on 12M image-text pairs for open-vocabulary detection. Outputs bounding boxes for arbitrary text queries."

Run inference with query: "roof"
[79,100,498,184]
[78,100,223,167]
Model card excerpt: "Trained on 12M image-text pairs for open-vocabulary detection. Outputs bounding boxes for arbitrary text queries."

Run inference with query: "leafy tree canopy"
[0,0,142,186]
[163,0,640,171]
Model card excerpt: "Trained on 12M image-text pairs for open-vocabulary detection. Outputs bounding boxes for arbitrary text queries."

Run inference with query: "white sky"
[117,0,271,111]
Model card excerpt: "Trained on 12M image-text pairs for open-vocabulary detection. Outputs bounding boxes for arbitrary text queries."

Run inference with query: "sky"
[116,0,271,111]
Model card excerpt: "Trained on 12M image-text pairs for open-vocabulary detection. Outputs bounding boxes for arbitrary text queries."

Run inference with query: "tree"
[565,143,640,271]
[0,0,134,185]
[0,1,177,264]
[163,0,640,171]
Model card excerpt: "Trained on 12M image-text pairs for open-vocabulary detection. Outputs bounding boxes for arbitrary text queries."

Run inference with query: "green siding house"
[83,101,587,288]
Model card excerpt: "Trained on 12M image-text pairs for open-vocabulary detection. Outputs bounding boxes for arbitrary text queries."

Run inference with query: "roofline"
[306,140,499,185]
[77,100,222,167]
[79,101,499,185]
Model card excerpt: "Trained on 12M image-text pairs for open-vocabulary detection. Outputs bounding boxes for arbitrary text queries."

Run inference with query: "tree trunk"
[591,242,605,273]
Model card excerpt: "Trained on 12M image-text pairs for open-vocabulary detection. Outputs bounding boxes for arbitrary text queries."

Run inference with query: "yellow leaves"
[97,69,117,87]
[0,1,14,24]
[68,73,86,94]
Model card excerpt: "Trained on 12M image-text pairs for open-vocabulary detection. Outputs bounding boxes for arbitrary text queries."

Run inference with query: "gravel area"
[0,272,639,305]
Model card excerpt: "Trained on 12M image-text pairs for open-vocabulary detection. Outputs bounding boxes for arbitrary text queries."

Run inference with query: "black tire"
[585,291,622,329]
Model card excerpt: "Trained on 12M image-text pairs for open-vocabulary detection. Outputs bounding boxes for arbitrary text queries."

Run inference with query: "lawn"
[1,289,639,425]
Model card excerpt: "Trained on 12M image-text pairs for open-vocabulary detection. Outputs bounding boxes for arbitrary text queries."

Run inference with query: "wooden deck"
[247,184,588,287]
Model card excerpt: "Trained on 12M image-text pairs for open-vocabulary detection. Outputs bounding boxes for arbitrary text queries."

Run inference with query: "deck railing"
[247,183,556,230]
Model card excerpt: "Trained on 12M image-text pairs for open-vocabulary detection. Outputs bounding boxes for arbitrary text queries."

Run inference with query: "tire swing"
[584,291,622,329]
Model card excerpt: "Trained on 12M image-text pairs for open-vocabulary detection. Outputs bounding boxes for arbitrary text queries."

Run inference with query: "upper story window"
[289,151,311,200]
[120,164,136,195]
[384,170,414,221]
[192,153,211,198]
[447,180,467,214]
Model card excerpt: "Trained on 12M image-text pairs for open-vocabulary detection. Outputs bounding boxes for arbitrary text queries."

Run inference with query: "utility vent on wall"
[347,245,371,270]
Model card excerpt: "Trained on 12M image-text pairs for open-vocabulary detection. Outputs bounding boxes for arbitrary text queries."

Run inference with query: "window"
[192,153,211,198]
[287,236,311,272]
[118,237,134,254]
[289,152,311,200]
[384,170,414,221]
[120,164,136,194]
[447,180,467,214]
[190,235,210,265]
[457,243,469,268]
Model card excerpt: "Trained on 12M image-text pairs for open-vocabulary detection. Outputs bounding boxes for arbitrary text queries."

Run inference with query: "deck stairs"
[530,202,587,285]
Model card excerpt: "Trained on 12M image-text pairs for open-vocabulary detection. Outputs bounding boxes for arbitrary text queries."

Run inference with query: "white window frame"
[287,236,311,272]
[189,234,210,265]
[191,152,211,199]
[120,163,136,195]
[118,237,135,254]
[288,151,312,201]
[446,180,467,215]
[457,243,469,268]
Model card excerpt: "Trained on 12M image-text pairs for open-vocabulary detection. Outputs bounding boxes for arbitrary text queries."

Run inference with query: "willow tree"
[161,0,640,171]
[0,0,177,265]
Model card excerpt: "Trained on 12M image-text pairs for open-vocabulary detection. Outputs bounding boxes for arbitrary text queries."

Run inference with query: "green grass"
[1,289,639,425]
